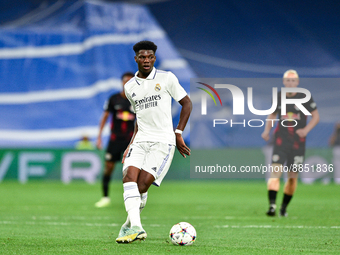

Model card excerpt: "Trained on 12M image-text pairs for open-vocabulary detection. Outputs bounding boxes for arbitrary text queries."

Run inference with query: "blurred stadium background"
[1,1,340,254]
[0,0,339,183]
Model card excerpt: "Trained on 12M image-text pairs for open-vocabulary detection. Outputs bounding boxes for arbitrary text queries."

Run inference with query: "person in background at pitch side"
[329,122,340,184]
[329,122,340,147]
[95,72,135,208]
[261,70,319,217]
[75,134,95,150]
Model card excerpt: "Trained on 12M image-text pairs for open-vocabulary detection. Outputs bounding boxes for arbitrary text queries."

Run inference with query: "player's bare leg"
[137,169,155,194]
[283,176,297,195]
[280,172,298,217]
[105,161,115,175]
[267,178,280,191]
[266,164,283,216]
[95,161,115,208]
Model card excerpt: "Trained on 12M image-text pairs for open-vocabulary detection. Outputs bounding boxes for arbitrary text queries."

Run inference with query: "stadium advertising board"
[0,149,104,183]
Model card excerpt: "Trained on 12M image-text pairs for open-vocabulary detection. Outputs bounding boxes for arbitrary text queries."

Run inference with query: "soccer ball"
[169,222,196,246]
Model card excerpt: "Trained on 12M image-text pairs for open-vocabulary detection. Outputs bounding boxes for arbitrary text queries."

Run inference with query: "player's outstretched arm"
[176,95,192,158]
[96,111,110,149]
[296,109,320,138]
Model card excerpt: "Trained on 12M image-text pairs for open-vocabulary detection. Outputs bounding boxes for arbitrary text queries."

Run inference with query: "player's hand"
[175,133,191,158]
[96,137,102,149]
[122,147,129,164]
[261,131,270,141]
[296,128,308,138]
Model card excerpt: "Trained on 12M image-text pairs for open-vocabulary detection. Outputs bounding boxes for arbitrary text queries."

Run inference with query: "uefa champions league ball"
[169,222,196,246]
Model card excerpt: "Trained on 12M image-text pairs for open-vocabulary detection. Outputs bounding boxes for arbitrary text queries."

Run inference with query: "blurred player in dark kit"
[95,72,135,208]
[329,122,340,184]
[261,70,319,216]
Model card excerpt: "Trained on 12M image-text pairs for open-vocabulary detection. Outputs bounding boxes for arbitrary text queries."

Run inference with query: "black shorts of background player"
[95,72,135,208]
[261,69,319,217]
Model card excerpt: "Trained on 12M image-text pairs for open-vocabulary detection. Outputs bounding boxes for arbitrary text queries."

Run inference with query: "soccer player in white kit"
[116,41,192,243]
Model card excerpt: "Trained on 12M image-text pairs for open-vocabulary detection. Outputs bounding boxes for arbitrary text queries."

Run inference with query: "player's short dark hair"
[121,72,134,80]
[133,41,157,54]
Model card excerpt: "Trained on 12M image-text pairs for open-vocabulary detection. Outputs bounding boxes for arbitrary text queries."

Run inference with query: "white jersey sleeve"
[166,72,187,102]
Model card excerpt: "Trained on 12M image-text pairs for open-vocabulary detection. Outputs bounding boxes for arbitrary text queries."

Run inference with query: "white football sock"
[123,182,142,228]
[122,216,130,228]
[140,192,148,214]
[122,192,148,229]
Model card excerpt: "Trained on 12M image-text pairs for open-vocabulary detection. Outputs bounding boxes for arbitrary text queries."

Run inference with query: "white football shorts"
[123,142,175,186]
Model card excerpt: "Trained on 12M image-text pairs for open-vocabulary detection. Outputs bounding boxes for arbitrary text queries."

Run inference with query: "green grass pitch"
[0,180,339,254]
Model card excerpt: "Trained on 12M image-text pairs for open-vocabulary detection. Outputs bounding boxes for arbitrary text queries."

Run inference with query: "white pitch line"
[0,221,119,227]
[0,220,167,228]
[2,220,338,230]
[215,225,340,229]
[12,215,113,221]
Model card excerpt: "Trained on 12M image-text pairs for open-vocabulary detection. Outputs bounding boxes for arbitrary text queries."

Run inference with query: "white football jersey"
[124,68,187,145]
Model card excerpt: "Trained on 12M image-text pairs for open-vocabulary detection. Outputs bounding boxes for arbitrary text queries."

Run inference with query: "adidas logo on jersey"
[152,167,157,172]
[132,93,136,98]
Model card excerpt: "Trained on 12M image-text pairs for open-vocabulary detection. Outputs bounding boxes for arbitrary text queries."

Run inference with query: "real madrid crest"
[155,84,161,92]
